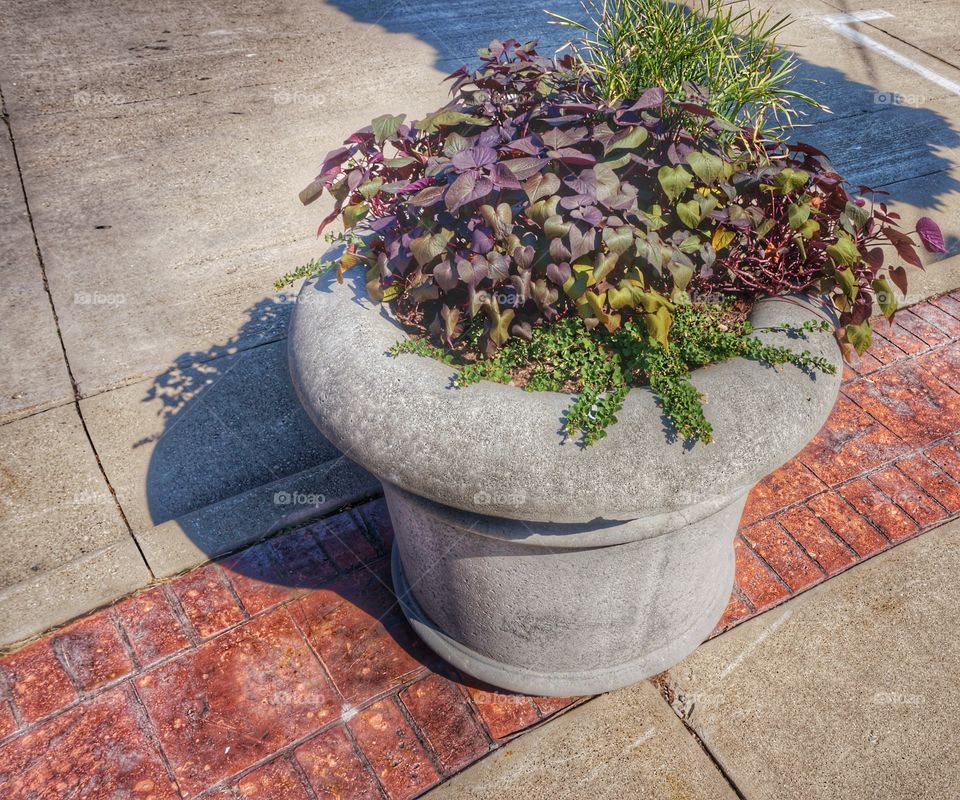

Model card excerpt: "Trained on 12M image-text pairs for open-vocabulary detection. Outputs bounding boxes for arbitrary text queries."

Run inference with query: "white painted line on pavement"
[822,9,893,25]
[823,11,960,97]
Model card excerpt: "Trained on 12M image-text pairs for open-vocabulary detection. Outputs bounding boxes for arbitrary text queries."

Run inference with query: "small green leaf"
[562,268,590,300]
[845,321,873,355]
[686,152,724,184]
[343,203,368,230]
[756,218,775,239]
[602,226,634,255]
[668,262,693,292]
[371,113,405,144]
[657,165,693,202]
[771,168,810,195]
[844,200,871,229]
[409,229,453,266]
[799,219,821,239]
[676,200,702,229]
[873,277,898,319]
[523,172,561,204]
[382,156,416,168]
[442,132,470,157]
[527,195,560,227]
[827,232,860,267]
[787,202,811,230]
[592,252,619,283]
[488,307,515,346]
[416,110,492,132]
[606,125,648,153]
[608,284,635,310]
[544,214,571,240]
[645,305,674,349]
[836,267,858,302]
[358,178,383,199]
[711,226,735,251]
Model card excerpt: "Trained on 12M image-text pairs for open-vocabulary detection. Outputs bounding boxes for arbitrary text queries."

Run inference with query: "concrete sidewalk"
[428,517,960,800]
[2,0,960,644]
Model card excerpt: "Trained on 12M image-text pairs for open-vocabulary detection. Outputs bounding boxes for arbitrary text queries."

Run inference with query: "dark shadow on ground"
[140,297,339,526]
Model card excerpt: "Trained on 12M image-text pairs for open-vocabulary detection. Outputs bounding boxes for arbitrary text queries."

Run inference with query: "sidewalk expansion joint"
[0,81,154,580]
[651,676,750,800]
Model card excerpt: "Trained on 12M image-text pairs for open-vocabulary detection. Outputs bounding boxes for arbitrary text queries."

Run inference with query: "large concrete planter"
[289,268,843,696]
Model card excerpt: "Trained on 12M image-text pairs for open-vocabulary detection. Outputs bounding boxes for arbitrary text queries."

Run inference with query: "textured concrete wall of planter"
[289,268,843,695]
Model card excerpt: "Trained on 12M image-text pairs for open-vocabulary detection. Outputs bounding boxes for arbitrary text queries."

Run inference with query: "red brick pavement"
[4,292,960,799]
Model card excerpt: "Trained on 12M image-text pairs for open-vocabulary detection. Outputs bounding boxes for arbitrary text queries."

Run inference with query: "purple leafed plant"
[299,39,946,358]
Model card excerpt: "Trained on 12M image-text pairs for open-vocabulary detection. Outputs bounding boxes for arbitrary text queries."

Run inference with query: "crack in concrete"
[650,676,750,800]
[0,81,154,579]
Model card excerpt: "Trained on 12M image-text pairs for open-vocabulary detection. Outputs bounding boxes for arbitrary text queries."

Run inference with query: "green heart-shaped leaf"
[658,165,692,202]
[872,278,897,319]
[845,321,873,355]
[836,267,858,302]
[343,203,368,230]
[827,232,860,267]
[606,125,648,153]
[676,200,702,229]
[787,202,811,230]
[771,168,810,195]
[686,152,724,184]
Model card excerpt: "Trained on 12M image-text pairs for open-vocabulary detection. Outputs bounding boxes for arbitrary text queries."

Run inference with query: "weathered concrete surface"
[0,404,150,645]
[664,519,960,800]
[0,404,128,588]
[390,484,742,696]
[0,101,72,423]
[825,0,960,67]
[0,539,150,647]
[426,680,737,800]
[80,338,343,531]
[136,457,380,578]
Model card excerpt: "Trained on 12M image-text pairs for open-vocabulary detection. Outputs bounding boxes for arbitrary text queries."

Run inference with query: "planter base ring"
[391,542,732,697]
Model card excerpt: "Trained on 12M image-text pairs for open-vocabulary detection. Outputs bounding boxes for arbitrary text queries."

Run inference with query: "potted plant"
[285,5,945,696]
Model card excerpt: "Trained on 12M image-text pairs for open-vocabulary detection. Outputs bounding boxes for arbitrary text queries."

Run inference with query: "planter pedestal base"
[387,484,744,697]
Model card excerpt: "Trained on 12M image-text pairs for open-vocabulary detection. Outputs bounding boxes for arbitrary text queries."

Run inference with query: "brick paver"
[3,292,960,799]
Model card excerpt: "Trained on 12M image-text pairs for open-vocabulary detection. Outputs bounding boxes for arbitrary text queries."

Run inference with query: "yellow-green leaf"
[371,113,405,144]
[827,232,860,267]
[676,200,701,229]
[836,267,858,302]
[845,321,873,355]
[711,226,735,251]
[358,178,384,200]
[608,284,635,310]
[343,203,368,230]
[787,202,811,230]
[873,277,897,319]
[771,168,810,195]
[657,165,692,202]
[606,125,648,153]
[645,305,674,349]
[799,219,821,239]
[562,269,590,299]
[686,151,724,184]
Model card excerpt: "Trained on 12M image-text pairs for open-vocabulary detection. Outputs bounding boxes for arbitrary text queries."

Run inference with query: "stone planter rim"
[288,266,842,528]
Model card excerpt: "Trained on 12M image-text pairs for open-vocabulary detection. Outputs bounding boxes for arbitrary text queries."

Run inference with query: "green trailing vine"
[274,231,367,291]
[390,302,835,446]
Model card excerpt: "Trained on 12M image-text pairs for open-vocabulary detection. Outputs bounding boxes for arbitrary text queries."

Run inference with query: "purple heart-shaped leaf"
[916,217,947,253]
[452,146,498,171]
